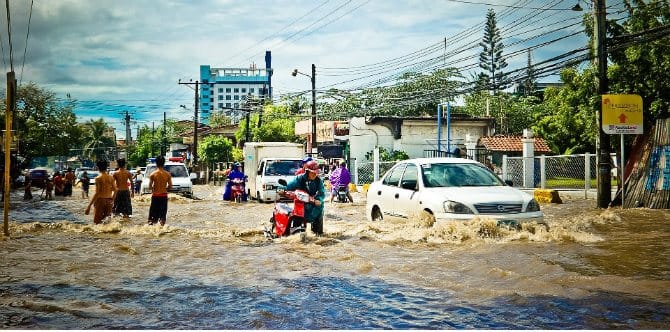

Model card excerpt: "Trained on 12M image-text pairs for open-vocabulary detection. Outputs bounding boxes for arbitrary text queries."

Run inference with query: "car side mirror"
[190,173,197,180]
[400,180,417,191]
[504,180,513,186]
[278,179,288,186]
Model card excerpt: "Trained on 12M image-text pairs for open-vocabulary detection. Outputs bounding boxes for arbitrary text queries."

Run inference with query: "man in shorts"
[112,158,134,218]
[148,155,172,226]
[85,160,116,224]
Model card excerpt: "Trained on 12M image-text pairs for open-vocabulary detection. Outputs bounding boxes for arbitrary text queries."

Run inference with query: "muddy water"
[1,186,669,329]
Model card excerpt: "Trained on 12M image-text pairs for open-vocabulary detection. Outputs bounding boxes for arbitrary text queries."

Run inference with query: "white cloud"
[1,0,590,138]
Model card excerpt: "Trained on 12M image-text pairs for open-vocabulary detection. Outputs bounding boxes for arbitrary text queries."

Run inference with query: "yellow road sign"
[602,94,643,134]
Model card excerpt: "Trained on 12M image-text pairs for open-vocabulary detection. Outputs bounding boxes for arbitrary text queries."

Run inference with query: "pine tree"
[523,49,537,96]
[478,9,508,93]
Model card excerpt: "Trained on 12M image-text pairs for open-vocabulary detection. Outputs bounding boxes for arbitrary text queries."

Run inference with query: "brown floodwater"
[1,185,668,329]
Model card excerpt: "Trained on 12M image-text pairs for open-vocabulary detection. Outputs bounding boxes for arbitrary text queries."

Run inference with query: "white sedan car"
[365,158,543,225]
[140,162,195,198]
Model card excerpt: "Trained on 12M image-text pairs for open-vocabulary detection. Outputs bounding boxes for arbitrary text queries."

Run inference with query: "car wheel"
[371,206,383,222]
[418,210,436,227]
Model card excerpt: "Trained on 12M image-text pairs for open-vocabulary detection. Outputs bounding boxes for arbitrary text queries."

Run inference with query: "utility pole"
[4,71,16,236]
[151,122,155,157]
[311,64,317,153]
[178,80,199,165]
[292,64,317,154]
[124,111,132,145]
[595,0,612,208]
[162,112,167,156]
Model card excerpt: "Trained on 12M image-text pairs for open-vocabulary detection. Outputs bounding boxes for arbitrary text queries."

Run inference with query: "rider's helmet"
[301,156,313,165]
[304,160,320,174]
[234,162,241,168]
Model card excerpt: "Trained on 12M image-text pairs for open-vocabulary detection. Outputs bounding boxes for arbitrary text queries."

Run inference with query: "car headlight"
[526,199,541,212]
[444,201,474,214]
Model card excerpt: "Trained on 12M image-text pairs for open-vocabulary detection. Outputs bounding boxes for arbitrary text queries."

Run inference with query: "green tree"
[208,110,232,127]
[320,68,463,118]
[608,0,670,121]
[128,120,185,166]
[531,67,598,154]
[478,9,509,93]
[82,118,116,161]
[6,83,84,167]
[198,135,233,163]
[365,147,409,161]
[235,104,301,144]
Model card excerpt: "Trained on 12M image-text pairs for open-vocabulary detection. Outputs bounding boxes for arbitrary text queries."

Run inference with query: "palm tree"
[83,118,115,161]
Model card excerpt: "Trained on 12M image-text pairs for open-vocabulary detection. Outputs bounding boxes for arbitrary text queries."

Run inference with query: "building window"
[218,95,223,100]
[226,103,231,108]
[234,88,239,93]
[218,103,223,108]
[226,95,231,100]
[241,88,247,93]
[234,95,239,100]
[250,88,255,93]
[234,103,239,108]
[241,95,247,100]
[218,88,223,93]
[226,88,231,93]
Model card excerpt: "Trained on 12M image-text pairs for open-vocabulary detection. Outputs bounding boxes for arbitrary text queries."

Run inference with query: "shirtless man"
[148,156,172,226]
[112,158,134,218]
[85,160,116,224]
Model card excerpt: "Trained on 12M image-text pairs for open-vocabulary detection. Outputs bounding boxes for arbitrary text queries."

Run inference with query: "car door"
[394,163,420,218]
[376,163,406,218]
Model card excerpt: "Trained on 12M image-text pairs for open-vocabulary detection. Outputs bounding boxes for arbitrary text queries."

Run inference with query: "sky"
[0,0,628,139]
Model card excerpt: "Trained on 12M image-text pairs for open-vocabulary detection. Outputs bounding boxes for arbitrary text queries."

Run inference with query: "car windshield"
[264,160,302,176]
[421,163,504,188]
[145,165,188,178]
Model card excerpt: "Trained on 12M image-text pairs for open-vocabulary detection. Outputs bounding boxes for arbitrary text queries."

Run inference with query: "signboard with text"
[602,94,643,134]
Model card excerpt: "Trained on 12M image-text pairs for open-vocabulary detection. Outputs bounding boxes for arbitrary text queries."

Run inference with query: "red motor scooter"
[264,179,313,238]
[230,178,246,203]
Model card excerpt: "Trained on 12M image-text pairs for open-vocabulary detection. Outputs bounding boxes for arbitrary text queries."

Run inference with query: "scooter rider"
[329,160,354,203]
[280,160,325,235]
[223,162,246,201]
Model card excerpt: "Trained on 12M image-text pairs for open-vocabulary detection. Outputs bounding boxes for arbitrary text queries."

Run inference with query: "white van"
[140,162,196,198]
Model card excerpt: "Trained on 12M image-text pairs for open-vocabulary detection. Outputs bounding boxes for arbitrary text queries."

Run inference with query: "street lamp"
[292,64,317,153]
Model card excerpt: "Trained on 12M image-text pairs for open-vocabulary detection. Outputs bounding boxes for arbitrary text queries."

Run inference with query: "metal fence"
[502,153,617,190]
[351,152,617,195]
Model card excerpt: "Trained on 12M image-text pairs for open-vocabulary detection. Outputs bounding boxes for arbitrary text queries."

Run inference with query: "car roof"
[145,162,186,166]
[398,157,481,165]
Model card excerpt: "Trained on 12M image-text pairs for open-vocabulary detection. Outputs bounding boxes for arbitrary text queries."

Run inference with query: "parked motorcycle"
[264,179,313,239]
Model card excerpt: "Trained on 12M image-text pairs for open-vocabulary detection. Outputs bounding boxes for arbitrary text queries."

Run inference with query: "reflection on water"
[2,276,669,329]
[0,186,669,329]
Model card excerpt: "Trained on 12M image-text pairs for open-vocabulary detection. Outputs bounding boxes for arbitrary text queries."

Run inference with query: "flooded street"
[1,185,669,329]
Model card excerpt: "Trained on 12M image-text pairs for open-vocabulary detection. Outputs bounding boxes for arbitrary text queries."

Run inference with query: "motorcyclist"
[329,160,354,203]
[223,162,246,201]
[280,160,325,235]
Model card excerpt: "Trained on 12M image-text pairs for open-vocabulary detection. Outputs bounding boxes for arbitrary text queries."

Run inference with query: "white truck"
[243,142,305,202]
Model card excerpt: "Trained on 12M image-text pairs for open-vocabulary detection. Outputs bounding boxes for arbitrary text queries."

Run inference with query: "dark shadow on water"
[1,276,669,329]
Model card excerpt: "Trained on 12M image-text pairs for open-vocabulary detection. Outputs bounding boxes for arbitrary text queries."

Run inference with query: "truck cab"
[243,142,305,202]
[253,158,303,202]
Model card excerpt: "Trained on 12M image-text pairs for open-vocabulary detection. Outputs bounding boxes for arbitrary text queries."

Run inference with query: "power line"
[5,0,14,71]
[19,0,33,85]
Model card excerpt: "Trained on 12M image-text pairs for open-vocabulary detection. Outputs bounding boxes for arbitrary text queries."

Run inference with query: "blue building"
[199,51,273,125]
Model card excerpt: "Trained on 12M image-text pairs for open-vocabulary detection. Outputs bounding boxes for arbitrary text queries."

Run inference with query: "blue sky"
[0,0,627,139]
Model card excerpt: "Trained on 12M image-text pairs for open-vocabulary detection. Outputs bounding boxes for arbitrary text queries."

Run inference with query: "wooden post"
[4,71,16,236]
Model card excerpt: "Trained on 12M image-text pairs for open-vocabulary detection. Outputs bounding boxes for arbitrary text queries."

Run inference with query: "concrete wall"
[349,117,492,163]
